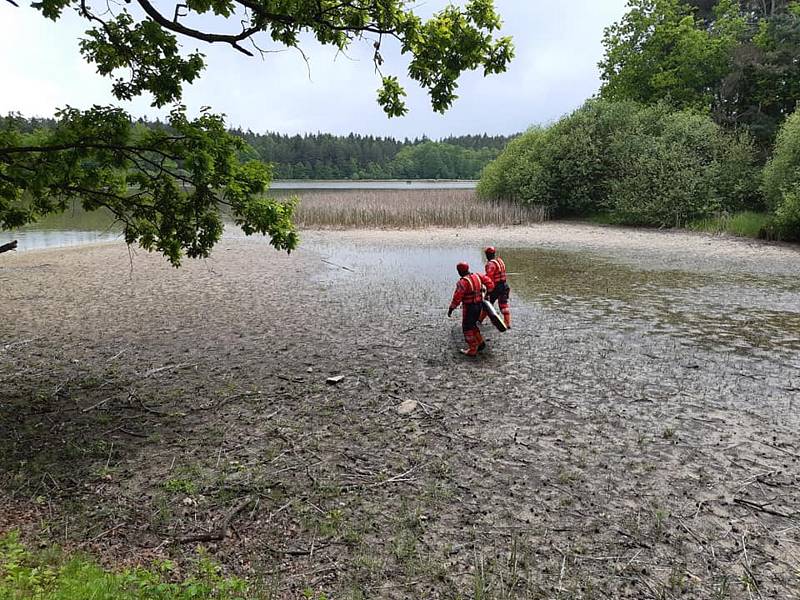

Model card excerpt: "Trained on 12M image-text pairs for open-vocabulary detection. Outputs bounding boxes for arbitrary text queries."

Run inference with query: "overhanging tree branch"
[135,0,260,56]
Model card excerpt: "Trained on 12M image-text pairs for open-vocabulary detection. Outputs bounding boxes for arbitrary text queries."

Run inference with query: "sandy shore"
[2,224,800,598]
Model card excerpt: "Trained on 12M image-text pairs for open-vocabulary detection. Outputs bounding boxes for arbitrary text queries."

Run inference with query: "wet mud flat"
[1,224,800,599]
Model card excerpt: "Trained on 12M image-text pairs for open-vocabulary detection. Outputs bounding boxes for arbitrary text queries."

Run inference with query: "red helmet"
[456,262,470,276]
[485,246,496,257]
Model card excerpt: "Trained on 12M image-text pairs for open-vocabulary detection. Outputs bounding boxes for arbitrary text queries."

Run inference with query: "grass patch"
[0,531,253,599]
[583,212,619,226]
[688,212,773,239]
[586,210,776,240]
[281,189,548,228]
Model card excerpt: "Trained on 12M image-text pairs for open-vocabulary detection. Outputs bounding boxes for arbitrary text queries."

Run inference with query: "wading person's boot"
[503,311,511,330]
[460,330,480,356]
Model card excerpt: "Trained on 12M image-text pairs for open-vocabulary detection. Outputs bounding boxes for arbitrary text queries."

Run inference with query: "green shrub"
[477,127,550,203]
[478,99,762,227]
[479,101,644,214]
[773,190,800,240]
[607,109,762,226]
[763,109,800,208]
[763,109,800,240]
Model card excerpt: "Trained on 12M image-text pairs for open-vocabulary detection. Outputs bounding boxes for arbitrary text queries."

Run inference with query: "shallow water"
[3,206,122,252]
[314,242,800,358]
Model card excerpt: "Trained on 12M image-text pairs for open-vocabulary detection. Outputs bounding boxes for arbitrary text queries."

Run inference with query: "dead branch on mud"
[734,497,797,520]
[178,496,254,544]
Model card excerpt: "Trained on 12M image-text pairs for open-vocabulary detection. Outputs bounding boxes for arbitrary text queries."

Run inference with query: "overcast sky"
[0,1,629,138]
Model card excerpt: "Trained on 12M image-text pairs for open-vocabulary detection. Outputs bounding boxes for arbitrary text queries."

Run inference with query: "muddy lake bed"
[1,223,800,598]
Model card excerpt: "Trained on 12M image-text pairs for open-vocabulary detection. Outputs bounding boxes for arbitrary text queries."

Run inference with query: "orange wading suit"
[484,250,511,329]
[449,269,494,356]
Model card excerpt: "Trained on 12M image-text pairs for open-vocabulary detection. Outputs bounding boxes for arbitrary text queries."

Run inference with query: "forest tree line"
[235,130,511,180]
[1,114,512,181]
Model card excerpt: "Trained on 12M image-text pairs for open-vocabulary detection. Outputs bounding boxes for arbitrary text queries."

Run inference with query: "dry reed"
[280,189,548,229]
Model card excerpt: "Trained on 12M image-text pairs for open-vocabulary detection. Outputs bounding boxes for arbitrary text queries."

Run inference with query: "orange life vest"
[459,273,484,305]
[487,258,507,284]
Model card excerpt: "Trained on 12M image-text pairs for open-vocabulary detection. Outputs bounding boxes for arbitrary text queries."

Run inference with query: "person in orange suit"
[483,246,511,329]
[448,262,494,356]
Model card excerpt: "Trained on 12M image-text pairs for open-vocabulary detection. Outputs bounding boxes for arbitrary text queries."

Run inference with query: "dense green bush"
[478,101,644,213]
[763,109,800,240]
[478,99,762,227]
[477,127,550,202]
[608,109,761,226]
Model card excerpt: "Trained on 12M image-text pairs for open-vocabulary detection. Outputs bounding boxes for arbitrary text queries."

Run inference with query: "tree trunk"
[0,240,18,254]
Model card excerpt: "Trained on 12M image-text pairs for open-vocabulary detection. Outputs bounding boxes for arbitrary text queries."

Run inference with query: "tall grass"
[688,211,773,239]
[280,189,548,229]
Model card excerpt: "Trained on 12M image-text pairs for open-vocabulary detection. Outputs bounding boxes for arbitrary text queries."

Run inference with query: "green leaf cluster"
[80,14,205,108]
[599,0,745,111]
[397,0,514,114]
[0,106,296,266]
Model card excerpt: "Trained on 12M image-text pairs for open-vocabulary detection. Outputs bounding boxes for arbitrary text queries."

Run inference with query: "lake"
[2,181,479,252]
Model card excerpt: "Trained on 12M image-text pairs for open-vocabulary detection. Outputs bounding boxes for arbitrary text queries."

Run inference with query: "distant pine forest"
[4,114,515,180]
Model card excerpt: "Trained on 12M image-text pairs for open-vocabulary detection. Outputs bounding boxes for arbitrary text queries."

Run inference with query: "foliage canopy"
[600,0,800,147]
[599,0,745,110]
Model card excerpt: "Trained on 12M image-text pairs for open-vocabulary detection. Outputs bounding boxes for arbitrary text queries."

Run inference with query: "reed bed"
[283,189,548,229]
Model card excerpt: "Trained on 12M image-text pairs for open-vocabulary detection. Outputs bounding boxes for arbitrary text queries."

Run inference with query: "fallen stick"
[78,523,126,548]
[143,363,194,378]
[367,465,419,488]
[321,258,355,272]
[0,240,18,254]
[734,497,796,519]
[179,496,253,544]
[758,440,800,460]
[81,397,112,413]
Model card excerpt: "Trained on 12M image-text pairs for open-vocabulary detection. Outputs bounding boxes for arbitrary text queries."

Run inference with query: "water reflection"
[2,205,121,252]
[503,248,800,356]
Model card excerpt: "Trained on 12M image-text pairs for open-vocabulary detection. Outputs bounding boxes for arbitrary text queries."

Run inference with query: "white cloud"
[0,0,629,136]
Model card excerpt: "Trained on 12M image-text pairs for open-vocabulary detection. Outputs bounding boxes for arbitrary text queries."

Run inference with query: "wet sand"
[2,223,800,598]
